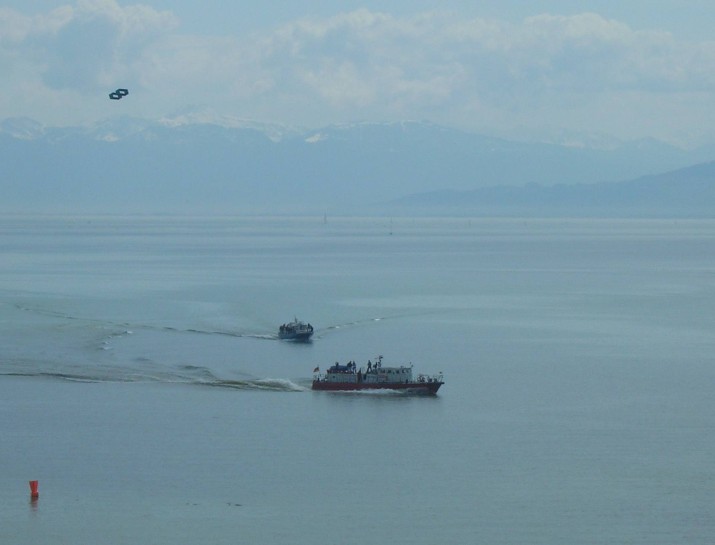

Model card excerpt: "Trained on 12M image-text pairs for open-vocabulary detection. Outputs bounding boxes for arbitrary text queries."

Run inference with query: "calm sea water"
[1,215,714,544]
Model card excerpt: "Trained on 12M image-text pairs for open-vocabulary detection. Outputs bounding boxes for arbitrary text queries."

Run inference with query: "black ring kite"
[109,88,129,100]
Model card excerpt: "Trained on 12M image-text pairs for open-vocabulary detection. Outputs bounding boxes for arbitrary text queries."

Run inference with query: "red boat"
[312,356,444,394]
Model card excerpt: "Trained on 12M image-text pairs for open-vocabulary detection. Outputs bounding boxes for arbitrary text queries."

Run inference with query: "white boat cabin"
[320,358,414,384]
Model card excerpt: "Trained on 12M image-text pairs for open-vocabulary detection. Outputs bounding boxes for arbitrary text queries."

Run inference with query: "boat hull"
[279,331,313,341]
[312,380,442,394]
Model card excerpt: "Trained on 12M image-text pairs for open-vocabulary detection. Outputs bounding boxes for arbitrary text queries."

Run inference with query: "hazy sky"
[2,0,715,147]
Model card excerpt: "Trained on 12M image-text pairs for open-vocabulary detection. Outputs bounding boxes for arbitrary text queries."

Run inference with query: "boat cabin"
[322,359,414,385]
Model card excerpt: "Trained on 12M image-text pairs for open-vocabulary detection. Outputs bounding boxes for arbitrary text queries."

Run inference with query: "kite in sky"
[109,89,129,100]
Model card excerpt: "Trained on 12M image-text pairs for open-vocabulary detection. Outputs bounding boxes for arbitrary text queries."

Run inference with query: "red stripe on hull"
[312,381,442,394]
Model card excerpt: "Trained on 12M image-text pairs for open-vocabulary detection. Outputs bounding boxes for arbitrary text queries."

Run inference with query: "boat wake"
[314,310,444,338]
[319,317,383,335]
[5,302,432,395]
[13,303,279,341]
[208,378,306,392]
[12,301,440,343]
[0,363,306,392]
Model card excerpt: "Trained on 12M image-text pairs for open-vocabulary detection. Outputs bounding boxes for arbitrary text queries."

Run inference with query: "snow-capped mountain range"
[2,115,713,215]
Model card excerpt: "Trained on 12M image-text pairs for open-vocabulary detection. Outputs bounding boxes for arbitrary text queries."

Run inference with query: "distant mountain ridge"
[1,116,713,215]
[389,161,715,217]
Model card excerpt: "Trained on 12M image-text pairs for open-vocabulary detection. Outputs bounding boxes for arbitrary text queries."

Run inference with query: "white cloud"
[1,5,714,145]
[0,1,177,92]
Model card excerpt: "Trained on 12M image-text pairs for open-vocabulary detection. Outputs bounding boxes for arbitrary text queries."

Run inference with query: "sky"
[2,0,715,147]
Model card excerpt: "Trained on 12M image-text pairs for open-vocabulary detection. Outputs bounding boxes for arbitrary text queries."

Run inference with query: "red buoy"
[29,480,39,499]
